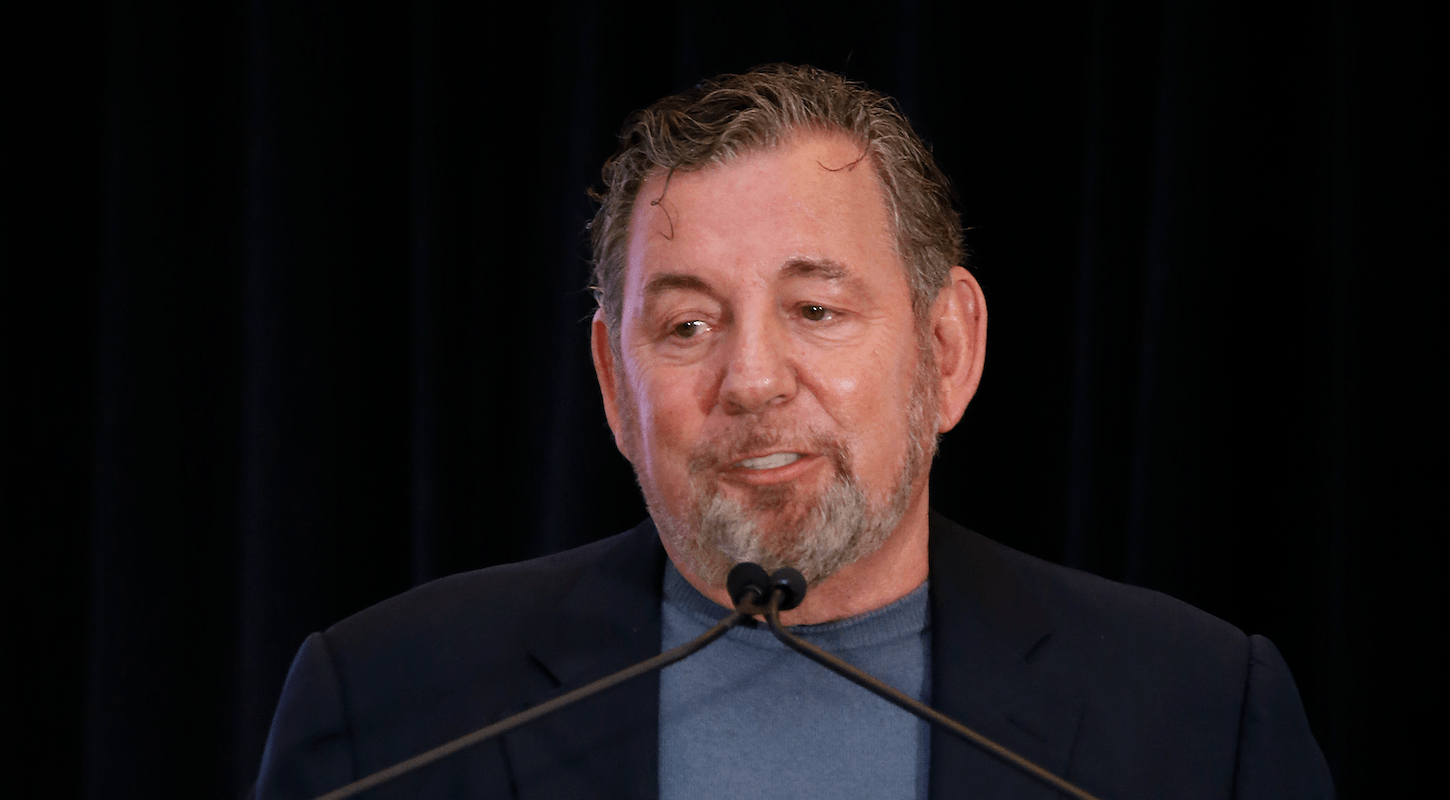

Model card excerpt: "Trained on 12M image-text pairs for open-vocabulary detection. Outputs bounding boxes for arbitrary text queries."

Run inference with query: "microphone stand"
[304,562,1102,800]
[759,571,1104,800]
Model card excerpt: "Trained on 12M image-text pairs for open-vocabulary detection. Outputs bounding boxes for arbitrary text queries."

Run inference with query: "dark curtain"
[5,0,1440,797]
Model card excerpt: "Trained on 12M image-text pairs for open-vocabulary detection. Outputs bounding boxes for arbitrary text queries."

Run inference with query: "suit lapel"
[497,514,1083,799]
[504,521,667,800]
[928,513,1084,800]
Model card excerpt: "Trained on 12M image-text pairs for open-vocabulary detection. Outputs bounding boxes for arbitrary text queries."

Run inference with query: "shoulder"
[928,513,1332,797]
[1000,536,1247,656]
[930,511,1247,666]
[990,538,1334,798]
[254,522,666,798]
[320,523,658,677]
[929,514,1248,771]
[299,521,661,731]
[989,536,1259,724]
[256,522,662,795]
[328,529,633,643]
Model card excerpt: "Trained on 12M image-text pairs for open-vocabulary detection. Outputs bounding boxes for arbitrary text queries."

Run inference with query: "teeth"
[738,453,802,470]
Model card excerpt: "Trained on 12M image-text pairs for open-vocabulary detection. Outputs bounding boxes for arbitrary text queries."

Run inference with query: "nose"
[717,318,797,415]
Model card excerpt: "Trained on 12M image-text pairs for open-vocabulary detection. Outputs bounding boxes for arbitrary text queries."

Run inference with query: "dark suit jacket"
[254,513,1333,799]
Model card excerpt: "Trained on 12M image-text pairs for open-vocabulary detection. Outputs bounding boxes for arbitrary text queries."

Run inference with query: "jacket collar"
[928,511,1084,799]
[502,514,1083,799]
[505,520,666,800]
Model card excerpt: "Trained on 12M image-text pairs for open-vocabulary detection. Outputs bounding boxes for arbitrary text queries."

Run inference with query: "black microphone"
[306,563,768,800]
[726,561,771,611]
[760,566,1105,800]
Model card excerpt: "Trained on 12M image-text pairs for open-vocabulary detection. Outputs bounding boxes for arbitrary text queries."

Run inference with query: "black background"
[4,0,1441,797]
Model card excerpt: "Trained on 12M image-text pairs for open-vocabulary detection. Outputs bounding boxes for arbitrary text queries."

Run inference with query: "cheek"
[829,350,920,452]
[820,348,910,422]
[828,375,860,397]
[630,371,701,459]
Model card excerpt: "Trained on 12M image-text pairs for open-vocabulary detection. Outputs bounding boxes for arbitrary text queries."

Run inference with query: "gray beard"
[640,348,938,588]
[683,450,910,586]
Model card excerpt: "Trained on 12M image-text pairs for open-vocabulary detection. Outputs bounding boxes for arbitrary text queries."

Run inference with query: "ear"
[591,310,632,458]
[931,266,988,433]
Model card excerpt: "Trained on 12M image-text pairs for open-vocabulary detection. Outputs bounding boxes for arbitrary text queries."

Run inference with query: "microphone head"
[769,568,808,611]
[727,562,771,608]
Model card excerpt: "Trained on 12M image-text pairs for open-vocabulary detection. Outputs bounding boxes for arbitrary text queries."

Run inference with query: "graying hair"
[589,63,964,348]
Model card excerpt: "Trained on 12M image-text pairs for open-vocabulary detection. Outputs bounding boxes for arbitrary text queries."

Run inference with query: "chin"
[658,466,909,588]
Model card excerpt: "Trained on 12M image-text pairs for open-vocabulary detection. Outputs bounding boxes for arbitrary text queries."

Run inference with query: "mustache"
[686,425,851,475]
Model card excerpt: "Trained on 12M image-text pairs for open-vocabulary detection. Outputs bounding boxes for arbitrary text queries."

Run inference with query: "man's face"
[603,132,940,586]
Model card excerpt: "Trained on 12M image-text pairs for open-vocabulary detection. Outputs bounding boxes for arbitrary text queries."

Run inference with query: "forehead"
[622,132,902,297]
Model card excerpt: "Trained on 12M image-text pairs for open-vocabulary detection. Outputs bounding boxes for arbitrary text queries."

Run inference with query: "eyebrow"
[640,257,858,302]
[780,257,850,281]
[643,273,713,299]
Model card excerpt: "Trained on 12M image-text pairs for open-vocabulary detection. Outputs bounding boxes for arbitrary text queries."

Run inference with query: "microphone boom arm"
[762,589,1104,800]
[310,608,750,800]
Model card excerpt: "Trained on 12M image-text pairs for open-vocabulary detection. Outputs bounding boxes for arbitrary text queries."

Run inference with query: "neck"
[664,490,932,626]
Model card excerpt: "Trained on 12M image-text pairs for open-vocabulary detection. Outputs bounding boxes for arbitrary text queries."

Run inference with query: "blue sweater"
[659,563,932,799]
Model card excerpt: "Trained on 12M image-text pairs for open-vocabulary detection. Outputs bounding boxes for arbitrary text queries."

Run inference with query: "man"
[255,65,1333,799]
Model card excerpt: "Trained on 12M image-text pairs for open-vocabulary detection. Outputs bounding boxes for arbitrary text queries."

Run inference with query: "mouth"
[719,451,824,487]
[691,431,844,487]
[733,452,804,470]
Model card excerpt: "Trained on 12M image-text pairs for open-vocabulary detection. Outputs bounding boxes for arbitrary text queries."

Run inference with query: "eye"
[672,319,707,338]
[801,304,830,322]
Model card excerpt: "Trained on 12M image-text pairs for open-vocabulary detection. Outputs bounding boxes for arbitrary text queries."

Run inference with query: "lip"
[720,451,824,486]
